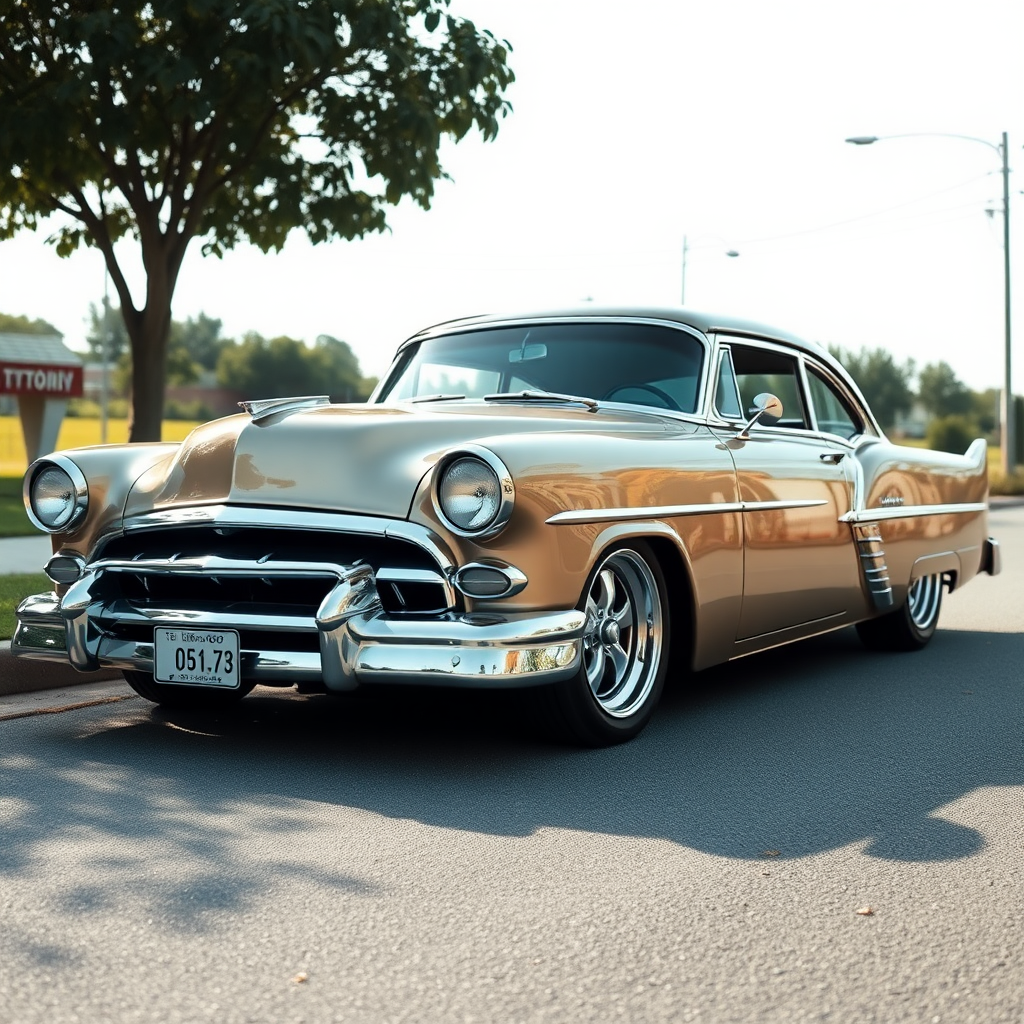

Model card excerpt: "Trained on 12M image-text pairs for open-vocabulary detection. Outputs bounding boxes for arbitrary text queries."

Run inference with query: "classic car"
[14,307,1001,745]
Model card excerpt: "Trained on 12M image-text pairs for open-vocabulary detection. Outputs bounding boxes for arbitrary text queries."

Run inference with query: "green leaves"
[1,0,514,252]
[0,0,513,438]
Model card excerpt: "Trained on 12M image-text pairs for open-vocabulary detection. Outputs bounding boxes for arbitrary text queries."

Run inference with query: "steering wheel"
[601,383,682,411]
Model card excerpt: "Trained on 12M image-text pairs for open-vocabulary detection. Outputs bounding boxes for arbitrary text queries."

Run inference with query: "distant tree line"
[0,312,60,335]
[0,307,1002,451]
[828,344,998,454]
[81,303,377,418]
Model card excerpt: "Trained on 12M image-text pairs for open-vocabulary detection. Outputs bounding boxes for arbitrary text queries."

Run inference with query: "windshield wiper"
[483,390,599,412]
[409,393,466,403]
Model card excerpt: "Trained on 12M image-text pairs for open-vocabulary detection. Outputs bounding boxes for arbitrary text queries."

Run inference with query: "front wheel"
[543,542,670,746]
[123,670,255,709]
[856,572,944,652]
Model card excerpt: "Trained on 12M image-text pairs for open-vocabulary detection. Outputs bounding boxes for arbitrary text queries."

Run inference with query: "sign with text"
[0,362,83,397]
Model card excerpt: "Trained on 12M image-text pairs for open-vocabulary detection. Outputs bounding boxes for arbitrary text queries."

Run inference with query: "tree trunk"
[120,229,186,443]
[126,281,174,444]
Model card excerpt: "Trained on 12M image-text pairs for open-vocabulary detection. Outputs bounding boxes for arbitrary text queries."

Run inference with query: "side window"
[714,349,743,418]
[806,365,862,439]
[729,344,808,430]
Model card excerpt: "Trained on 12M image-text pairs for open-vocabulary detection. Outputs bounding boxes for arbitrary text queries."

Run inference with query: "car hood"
[124,401,673,520]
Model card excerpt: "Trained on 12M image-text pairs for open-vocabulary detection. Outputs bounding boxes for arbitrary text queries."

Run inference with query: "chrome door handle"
[819,452,845,464]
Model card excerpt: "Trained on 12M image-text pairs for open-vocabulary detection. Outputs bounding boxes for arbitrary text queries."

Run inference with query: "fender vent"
[853,523,894,610]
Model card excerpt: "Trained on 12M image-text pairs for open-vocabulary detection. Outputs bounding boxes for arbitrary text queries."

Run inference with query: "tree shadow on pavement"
[1,625,1021,934]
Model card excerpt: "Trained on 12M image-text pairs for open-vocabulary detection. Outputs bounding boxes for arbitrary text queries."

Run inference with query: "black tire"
[856,572,944,652]
[123,670,255,709]
[542,541,670,746]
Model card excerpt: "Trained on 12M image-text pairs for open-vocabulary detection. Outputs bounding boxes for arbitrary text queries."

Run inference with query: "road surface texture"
[1,507,1022,1024]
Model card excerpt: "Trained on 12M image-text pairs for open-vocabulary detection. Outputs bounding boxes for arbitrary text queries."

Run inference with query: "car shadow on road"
[1,625,1021,934]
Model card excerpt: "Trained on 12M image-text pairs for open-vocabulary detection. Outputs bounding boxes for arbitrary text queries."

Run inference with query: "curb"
[0,641,122,697]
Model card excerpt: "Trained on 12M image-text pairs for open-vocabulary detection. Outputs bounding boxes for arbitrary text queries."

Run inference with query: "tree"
[0,311,59,335]
[917,361,973,419]
[89,301,199,390]
[217,332,369,401]
[173,313,228,372]
[0,1,514,441]
[829,345,915,431]
[84,301,130,362]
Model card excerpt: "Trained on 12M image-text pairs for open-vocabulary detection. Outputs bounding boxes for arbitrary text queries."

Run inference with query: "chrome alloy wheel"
[580,549,664,718]
[907,573,943,632]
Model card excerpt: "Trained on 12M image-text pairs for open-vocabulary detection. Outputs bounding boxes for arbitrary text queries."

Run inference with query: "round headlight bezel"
[433,445,515,540]
[23,455,89,534]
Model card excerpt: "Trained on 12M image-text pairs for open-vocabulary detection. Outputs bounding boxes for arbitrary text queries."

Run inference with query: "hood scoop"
[239,395,330,423]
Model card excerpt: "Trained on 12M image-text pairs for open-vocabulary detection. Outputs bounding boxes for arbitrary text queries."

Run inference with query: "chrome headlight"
[434,447,514,539]
[23,456,89,533]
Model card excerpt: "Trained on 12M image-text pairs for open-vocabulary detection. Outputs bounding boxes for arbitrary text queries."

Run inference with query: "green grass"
[0,573,49,641]
[0,475,36,537]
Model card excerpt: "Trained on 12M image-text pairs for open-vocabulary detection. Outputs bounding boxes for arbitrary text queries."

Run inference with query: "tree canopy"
[916,361,973,418]
[0,0,513,440]
[829,345,916,431]
[0,311,59,335]
[217,332,372,402]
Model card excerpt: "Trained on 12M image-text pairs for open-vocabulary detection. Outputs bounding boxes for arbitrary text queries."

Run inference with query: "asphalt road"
[1,509,1022,1023]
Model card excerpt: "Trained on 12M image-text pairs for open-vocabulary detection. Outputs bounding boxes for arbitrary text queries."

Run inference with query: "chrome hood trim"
[239,395,330,421]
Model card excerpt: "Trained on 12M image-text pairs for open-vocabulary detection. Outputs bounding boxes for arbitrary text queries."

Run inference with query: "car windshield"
[377,322,706,414]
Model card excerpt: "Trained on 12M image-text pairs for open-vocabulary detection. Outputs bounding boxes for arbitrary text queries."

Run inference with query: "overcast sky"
[2,0,1023,393]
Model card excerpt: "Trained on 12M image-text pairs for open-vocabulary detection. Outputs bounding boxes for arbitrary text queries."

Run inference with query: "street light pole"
[846,132,1014,475]
[681,235,689,304]
[1000,131,1013,473]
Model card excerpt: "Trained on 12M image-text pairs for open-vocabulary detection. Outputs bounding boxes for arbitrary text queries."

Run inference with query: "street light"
[681,235,740,305]
[846,132,1014,475]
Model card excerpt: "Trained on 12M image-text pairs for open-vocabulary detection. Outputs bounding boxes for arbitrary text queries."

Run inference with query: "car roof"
[390,305,882,436]
[403,305,834,362]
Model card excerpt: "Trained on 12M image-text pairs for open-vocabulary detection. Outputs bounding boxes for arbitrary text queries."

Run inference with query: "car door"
[710,337,861,641]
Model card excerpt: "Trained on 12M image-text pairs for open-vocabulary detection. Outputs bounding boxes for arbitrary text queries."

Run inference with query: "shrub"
[164,399,213,421]
[989,468,1024,496]
[926,415,977,455]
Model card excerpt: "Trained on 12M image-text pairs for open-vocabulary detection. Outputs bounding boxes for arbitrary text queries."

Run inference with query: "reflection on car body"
[14,307,1000,745]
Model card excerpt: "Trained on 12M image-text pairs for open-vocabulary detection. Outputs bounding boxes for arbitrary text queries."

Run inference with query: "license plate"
[154,628,240,689]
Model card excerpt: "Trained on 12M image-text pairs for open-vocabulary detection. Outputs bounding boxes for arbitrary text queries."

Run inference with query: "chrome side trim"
[839,501,988,524]
[546,498,827,526]
[852,523,894,610]
[119,505,458,574]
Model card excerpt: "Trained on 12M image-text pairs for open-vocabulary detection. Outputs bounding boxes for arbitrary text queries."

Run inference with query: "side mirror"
[735,392,783,440]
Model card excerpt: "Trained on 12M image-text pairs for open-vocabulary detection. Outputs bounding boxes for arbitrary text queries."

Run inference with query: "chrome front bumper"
[12,565,585,690]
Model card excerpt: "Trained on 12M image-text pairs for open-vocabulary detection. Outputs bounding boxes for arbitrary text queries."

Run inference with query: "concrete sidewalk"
[0,641,122,696]
[0,535,51,574]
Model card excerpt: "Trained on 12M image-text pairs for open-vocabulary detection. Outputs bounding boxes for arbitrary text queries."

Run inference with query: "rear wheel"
[123,670,255,709]
[543,542,670,746]
[856,572,944,652]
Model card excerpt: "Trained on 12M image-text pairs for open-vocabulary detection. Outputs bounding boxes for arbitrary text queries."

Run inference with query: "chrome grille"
[92,525,457,618]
